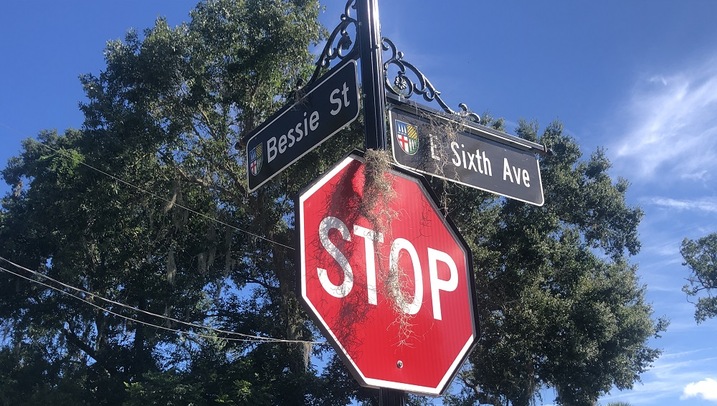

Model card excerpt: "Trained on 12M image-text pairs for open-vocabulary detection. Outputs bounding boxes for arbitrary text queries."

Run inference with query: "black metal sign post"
[356,0,403,405]
[357,0,387,151]
[286,0,547,402]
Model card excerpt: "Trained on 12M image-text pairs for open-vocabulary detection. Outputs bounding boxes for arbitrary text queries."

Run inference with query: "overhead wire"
[1,125,314,344]
[0,256,322,346]
[37,142,295,251]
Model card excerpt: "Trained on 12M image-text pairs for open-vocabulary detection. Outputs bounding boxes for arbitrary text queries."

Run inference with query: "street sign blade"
[245,60,360,192]
[389,103,545,206]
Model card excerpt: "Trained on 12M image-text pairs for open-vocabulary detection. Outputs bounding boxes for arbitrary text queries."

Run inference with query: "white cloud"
[647,75,668,86]
[682,378,717,401]
[645,197,717,213]
[600,350,717,405]
[613,56,717,182]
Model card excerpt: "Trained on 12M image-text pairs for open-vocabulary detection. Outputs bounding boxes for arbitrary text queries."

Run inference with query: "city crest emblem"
[395,119,419,155]
[249,144,263,176]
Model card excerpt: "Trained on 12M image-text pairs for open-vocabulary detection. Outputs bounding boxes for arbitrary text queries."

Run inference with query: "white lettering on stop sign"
[299,155,477,395]
[317,215,458,321]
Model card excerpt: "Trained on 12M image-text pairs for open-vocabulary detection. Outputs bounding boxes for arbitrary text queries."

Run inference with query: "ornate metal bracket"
[307,0,359,85]
[307,1,479,123]
[382,37,480,123]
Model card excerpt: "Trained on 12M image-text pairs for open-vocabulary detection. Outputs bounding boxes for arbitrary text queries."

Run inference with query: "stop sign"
[297,152,477,395]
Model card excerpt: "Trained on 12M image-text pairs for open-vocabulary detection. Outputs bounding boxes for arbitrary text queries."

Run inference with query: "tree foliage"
[681,233,717,322]
[0,1,664,405]
[0,1,354,404]
[438,120,664,406]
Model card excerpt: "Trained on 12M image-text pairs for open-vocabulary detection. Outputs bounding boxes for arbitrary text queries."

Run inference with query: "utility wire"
[1,127,312,343]
[37,142,295,251]
[0,264,258,344]
[0,256,321,345]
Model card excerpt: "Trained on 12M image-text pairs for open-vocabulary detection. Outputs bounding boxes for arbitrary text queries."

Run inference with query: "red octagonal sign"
[298,153,477,395]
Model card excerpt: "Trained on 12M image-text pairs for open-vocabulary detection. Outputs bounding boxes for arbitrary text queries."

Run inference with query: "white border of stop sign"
[297,152,477,396]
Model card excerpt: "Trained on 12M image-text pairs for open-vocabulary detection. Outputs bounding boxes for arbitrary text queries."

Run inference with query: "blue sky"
[2,1,717,404]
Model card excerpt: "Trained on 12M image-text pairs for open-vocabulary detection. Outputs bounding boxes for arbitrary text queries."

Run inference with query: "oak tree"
[681,233,717,322]
[0,2,664,405]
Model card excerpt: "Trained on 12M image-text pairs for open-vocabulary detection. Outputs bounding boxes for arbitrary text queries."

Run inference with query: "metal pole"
[357,0,387,151]
[357,0,403,404]
[379,387,406,406]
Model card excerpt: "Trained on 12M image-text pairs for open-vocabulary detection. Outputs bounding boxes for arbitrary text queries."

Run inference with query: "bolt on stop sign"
[297,153,477,395]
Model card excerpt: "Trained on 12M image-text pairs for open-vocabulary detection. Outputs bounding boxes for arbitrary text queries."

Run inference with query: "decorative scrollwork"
[307,0,359,85]
[382,37,480,123]
[306,4,480,123]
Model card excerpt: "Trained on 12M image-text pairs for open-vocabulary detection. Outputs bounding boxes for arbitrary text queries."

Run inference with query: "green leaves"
[681,233,717,322]
[448,121,664,406]
[0,1,664,405]
[1,0,330,404]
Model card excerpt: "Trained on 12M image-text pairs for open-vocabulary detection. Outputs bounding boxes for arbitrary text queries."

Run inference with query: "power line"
[38,142,295,251]
[0,256,321,346]
[1,127,313,344]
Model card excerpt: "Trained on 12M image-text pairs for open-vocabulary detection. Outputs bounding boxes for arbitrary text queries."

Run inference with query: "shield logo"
[395,119,419,155]
[249,144,263,176]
